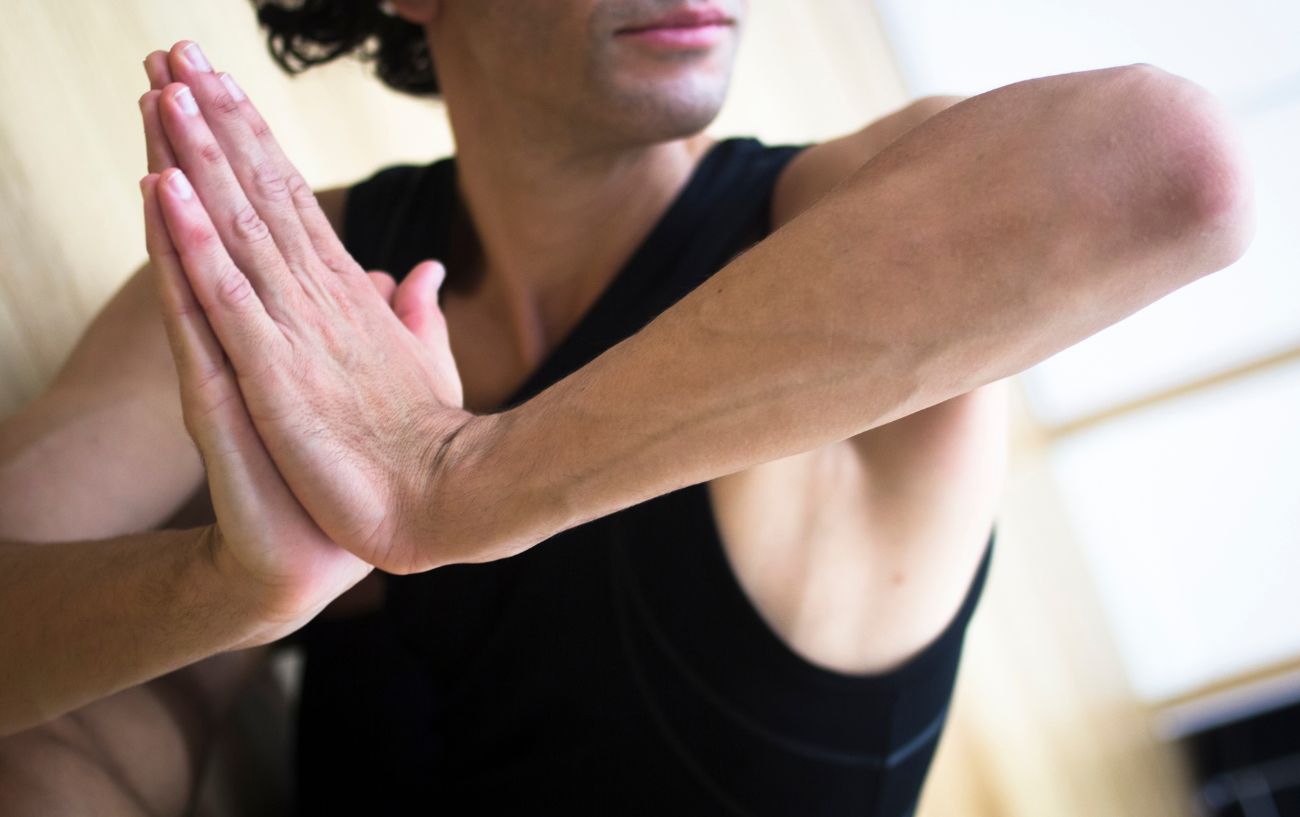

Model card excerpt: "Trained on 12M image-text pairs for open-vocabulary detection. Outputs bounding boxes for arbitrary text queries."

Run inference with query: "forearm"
[0,391,202,542]
[451,64,1253,553]
[0,264,205,543]
[0,526,264,737]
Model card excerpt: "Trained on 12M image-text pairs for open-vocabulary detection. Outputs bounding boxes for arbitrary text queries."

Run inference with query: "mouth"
[614,5,734,49]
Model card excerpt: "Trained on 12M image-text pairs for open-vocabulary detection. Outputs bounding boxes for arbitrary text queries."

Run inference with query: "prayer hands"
[138,40,491,587]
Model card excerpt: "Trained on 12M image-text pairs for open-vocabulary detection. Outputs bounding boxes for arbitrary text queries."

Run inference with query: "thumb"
[394,260,463,407]
[392,260,448,345]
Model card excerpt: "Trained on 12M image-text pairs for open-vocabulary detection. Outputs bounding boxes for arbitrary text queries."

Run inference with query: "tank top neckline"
[437,137,761,412]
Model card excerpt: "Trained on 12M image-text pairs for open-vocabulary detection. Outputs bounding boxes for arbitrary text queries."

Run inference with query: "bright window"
[877,0,1300,702]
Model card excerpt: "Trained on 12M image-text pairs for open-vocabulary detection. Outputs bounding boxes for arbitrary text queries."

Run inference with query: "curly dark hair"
[251,0,439,97]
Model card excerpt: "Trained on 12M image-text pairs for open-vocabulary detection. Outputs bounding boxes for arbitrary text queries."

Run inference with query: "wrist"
[425,408,572,565]
[199,523,306,648]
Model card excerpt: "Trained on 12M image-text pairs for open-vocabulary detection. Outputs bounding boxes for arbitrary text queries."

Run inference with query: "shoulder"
[771,95,966,229]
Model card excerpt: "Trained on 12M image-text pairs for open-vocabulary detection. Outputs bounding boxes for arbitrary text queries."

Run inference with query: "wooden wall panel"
[0,0,453,414]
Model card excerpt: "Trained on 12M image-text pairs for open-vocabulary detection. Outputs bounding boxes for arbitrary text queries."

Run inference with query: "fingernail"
[169,170,194,200]
[176,86,198,116]
[219,72,245,102]
[432,263,446,289]
[183,43,212,72]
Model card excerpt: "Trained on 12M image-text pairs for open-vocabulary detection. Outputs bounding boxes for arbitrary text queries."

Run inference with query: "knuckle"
[211,90,242,118]
[250,115,274,142]
[311,273,355,316]
[251,160,290,203]
[322,251,364,277]
[172,293,206,320]
[198,141,226,168]
[215,268,256,309]
[285,173,315,207]
[182,221,218,250]
[229,203,271,244]
[188,359,229,402]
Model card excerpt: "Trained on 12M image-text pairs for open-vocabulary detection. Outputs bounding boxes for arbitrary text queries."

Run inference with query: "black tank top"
[283,137,996,817]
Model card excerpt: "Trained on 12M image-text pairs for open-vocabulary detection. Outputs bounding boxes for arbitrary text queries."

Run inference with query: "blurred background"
[1,1,1297,815]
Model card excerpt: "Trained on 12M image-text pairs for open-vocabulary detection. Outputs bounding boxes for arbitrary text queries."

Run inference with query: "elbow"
[1115,64,1258,272]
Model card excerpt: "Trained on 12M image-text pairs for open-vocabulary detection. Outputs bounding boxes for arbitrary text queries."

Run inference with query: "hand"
[139,41,483,578]
[139,118,371,643]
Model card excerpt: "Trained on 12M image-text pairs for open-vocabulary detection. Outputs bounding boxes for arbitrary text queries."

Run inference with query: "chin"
[593,65,733,145]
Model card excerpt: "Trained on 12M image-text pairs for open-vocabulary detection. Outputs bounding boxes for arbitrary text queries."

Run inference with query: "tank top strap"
[340,158,455,276]
[338,137,808,409]
[500,137,810,408]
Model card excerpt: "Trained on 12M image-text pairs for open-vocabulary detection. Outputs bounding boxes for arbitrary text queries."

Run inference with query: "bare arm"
[0,178,361,815]
[0,526,271,736]
[0,261,203,541]
[0,250,369,736]
[0,35,383,813]
[443,64,1254,554]
[142,57,1250,577]
[0,184,353,817]
[0,160,352,720]
[0,241,352,813]
[0,258,271,816]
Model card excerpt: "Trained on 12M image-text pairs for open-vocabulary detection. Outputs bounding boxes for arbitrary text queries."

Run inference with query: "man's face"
[433,0,747,146]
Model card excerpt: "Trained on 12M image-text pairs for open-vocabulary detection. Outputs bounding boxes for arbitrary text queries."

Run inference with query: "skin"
[0,39,454,816]
[129,5,1254,576]
[0,1,1255,813]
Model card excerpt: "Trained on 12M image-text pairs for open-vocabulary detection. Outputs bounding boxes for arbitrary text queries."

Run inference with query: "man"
[0,1,1253,814]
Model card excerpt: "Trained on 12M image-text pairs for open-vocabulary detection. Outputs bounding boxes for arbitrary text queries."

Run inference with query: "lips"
[615,5,733,36]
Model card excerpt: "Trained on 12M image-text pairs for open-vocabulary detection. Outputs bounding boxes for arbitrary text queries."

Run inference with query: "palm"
[196,351,372,643]
[137,40,474,575]
[230,261,469,575]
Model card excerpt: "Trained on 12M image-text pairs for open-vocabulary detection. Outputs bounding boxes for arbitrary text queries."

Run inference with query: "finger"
[139,90,177,174]
[166,41,344,280]
[223,72,359,277]
[367,270,397,303]
[143,173,301,525]
[143,50,173,91]
[157,80,304,316]
[393,261,452,349]
[394,261,462,405]
[153,166,285,380]
[142,172,221,388]
[144,169,253,463]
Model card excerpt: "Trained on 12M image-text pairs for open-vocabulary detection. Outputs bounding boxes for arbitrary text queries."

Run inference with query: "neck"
[437,76,716,363]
